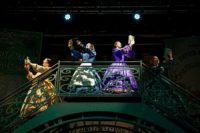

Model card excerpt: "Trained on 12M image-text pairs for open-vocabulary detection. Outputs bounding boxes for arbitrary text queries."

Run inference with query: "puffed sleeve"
[112,48,123,61]
[123,45,135,58]
[31,63,49,73]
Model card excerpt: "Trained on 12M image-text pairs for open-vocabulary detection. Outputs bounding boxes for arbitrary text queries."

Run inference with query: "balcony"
[0,60,199,133]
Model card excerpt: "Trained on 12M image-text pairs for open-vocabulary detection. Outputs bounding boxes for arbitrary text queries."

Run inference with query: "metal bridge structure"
[0,61,199,133]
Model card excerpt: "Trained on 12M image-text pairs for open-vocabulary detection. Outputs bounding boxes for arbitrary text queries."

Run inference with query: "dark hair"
[69,38,84,52]
[45,58,52,67]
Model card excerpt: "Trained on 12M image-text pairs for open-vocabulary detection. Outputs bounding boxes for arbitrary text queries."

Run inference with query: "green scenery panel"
[0,28,42,74]
[164,36,200,97]
[0,28,42,97]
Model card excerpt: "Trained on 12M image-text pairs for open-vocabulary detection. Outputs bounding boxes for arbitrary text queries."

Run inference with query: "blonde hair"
[114,41,121,48]
[86,43,95,50]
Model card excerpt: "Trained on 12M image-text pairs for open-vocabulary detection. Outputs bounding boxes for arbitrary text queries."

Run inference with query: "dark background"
[0,0,200,63]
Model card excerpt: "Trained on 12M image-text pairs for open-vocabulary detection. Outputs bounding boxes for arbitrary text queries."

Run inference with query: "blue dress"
[68,47,101,93]
[102,45,138,93]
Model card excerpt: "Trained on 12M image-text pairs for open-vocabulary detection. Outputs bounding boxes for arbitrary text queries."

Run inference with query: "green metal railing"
[140,66,200,133]
[0,62,59,132]
[0,61,142,132]
[0,60,199,132]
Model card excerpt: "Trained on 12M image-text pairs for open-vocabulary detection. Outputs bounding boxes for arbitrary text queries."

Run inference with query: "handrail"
[142,63,200,102]
[141,63,200,132]
[0,60,199,132]
[161,75,200,101]
[0,60,142,133]
[0,60,142,103]
[0,62,59,103]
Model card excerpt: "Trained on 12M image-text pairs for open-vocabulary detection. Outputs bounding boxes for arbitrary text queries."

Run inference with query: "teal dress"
[68,48,101,93]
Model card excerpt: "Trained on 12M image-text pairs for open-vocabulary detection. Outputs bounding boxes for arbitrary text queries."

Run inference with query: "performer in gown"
[67,39,101,93]
[20,57,56,118]
[102,35,138,93]
[149,49,174,77]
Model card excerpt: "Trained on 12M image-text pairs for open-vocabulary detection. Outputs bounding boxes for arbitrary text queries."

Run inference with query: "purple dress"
[102,45,138,92]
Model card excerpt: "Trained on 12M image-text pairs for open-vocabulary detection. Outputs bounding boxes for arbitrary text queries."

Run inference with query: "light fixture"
[132,10,142,21]
[64,13,71,21]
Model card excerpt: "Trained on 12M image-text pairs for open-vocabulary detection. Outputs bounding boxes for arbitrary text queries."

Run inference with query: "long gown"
[20,64,56,118]
[68,47,101,93]
[102,45,138,93]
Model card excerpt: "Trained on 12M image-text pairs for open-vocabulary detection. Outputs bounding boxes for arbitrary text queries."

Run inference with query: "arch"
[14,103,185,133]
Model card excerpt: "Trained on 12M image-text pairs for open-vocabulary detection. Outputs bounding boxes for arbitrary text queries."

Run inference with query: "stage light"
[64,14,71,21]
[134,13,141,20]
[132,11,142,21]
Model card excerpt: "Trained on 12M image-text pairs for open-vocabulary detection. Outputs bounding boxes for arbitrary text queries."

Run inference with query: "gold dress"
[20,64,56,118]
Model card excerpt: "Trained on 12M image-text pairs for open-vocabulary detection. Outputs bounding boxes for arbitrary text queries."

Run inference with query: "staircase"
[0,61,199,133]
[140,66,200,132]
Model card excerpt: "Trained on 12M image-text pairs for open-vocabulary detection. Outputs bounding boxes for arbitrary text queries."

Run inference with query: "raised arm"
[122,45,135,58]
[30,63,49,73]
[25,57,49,73]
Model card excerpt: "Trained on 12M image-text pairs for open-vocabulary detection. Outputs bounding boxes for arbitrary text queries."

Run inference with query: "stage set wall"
[164,36,200,97]
[0,28,42,98]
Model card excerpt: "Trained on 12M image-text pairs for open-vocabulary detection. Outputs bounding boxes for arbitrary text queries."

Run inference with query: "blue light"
[64,14,71,20]
[134,13,141,20]
[132,10,142,22]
